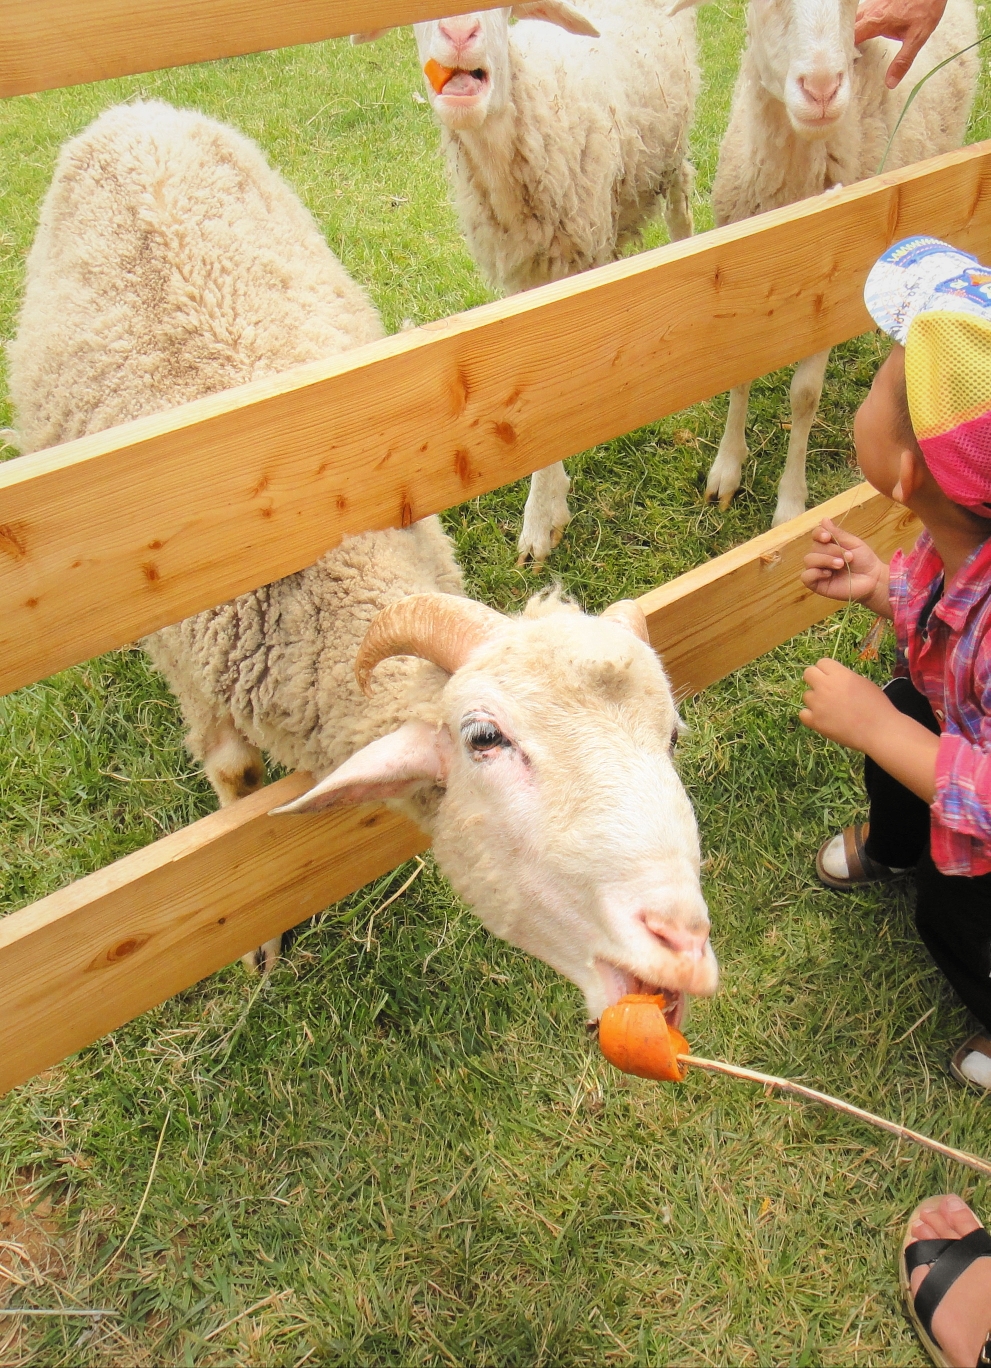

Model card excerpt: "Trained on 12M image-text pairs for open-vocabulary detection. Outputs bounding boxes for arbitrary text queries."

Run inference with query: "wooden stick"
[678,1054,991,1178]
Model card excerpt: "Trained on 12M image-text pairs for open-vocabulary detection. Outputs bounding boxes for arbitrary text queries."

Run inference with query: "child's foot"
[816,822,909,890]
[950,1034,991,1091]
[901,1195,991,1367]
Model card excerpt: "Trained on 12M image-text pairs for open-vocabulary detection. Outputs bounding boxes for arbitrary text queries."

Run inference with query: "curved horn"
[601,599,650,644]
[355,593,506,695]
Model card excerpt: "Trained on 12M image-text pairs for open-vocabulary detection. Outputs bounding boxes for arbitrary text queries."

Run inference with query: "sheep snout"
[787,67,848,130]
[641,912,711,963]
[437,16,484,54]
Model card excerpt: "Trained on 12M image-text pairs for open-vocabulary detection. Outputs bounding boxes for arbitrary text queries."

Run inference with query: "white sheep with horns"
[354,1,699,563]
[677,0,978,526]
[8,100,717,1024]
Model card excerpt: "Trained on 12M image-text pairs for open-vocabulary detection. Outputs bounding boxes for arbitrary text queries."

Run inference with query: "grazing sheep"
[8,101,717,1023]
[356,1,699,562]
[678,0,978,526]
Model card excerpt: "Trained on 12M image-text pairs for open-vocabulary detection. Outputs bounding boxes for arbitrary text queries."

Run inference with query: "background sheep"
[8,99,717,1022]
[356,1,699,562]
[679,0,978,526]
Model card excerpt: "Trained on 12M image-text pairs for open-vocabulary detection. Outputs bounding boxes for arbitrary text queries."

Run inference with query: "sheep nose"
[438,18,482,51]
[797,72,843,111]
[642,914,710,961]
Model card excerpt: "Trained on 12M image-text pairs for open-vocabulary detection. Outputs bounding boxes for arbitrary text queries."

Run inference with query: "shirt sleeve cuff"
[933,731,985,838]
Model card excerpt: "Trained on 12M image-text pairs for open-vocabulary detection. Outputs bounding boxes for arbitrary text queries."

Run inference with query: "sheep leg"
[517,462,572,564]
[663,159,695,242]
[201,716,280,975]
[705,382,752,510]
[773,348,830,527]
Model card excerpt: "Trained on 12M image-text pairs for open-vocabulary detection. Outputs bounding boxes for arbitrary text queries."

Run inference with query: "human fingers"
[798,707,816,729]
[885,33,923,87]
[854,11,895,42]
[800,568,836,592]
[854,0,900,42]
[802,663,824,686]
[815,656,847,676]
[854,15,892,40]
[819,518,863,551]
[804,551,848,571]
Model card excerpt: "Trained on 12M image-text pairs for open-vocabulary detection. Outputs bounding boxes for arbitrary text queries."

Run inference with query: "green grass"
[2,10,991,1364]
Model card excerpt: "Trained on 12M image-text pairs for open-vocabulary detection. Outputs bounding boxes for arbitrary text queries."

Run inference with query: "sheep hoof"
[704,455,745,511]
[241,936,282,975]
[516,534,551,565]
[771,497,806,527]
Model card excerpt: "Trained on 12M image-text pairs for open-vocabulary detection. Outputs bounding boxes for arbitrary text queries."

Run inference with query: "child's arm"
[800,517,893,619]
[799,658,939,802]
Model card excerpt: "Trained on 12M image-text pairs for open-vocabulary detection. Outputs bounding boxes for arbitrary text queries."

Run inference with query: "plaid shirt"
[890,530,991,876]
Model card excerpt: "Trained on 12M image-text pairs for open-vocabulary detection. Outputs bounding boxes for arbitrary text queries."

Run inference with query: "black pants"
[863,677,991,1034]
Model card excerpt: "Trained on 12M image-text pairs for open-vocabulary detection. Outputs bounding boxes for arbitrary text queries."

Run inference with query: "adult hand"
[799,658,893,750]
[854,0,949,88]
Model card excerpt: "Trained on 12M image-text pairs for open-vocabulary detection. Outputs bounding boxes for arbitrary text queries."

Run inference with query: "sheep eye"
[462,718,509,753]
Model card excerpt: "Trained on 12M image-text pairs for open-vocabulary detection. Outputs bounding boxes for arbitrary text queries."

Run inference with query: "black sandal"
[900,1202,991,1366]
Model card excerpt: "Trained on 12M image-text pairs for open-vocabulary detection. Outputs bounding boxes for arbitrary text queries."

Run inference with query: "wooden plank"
[0,483,917,1095]
[642,483,921,696]
[0,773,427,1095]
[3,143,988,700]
[1,0,502,98]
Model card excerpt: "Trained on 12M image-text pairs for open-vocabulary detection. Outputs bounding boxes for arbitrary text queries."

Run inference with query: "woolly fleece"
[8,101,463,807]
[435,1,699,295]
[713,0,978,226]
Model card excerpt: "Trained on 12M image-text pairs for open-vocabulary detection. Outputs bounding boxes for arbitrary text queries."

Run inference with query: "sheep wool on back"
[8,99,464,810]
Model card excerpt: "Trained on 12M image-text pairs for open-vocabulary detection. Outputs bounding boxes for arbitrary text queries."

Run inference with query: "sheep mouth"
[594,961,686,1028]
[436,68,489,101]
[789,108,844,134]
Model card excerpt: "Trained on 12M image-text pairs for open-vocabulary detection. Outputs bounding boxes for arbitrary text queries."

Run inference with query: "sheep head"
[275,593,716,1024]
[672,0,856,135]
[354,5,599,133]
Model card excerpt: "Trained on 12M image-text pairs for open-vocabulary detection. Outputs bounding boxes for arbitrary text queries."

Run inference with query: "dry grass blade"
[83,1111,169,1286]
[0,1308,115,1318]
[202,1290,293,1344]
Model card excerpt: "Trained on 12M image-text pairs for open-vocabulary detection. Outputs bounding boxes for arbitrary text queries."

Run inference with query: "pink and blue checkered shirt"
[891,530,991,876]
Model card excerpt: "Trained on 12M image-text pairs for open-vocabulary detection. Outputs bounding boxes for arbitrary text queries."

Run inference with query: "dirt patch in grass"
[0,1178,69,1362]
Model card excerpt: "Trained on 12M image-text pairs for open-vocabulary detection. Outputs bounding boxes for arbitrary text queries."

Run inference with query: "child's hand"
[800,517,891,617]
[799,658,892,750]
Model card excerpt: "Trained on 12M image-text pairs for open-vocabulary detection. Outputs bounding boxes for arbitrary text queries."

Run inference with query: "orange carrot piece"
[598,993,690,1082]
[424,59,455,94]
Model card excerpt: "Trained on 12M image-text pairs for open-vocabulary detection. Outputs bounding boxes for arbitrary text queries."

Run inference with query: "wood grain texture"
[644,484,920,696]
[0,773,427,1095]
[0,485,916,1095]
[0,0,502,97]
[3,143,989,699]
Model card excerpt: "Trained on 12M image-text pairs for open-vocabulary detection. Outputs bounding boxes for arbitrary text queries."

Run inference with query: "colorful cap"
[864,235,991,516]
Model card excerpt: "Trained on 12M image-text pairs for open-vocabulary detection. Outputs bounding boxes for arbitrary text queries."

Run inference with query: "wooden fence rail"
[0,7,983,1094]
[3,141,990,699]
[0,483,918,1095]
[1,0,504,99]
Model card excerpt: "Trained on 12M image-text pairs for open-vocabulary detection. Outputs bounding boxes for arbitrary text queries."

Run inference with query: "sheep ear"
[270,721,453,814]
[351,29,392,44]
[510,2,601,37]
